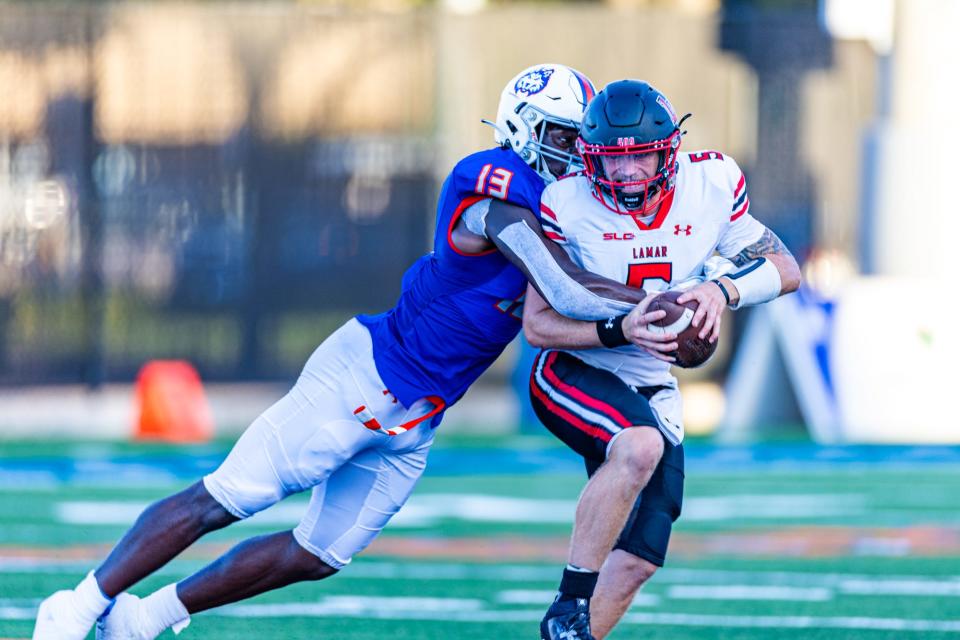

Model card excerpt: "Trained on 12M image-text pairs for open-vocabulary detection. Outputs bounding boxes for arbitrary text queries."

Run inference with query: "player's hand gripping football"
[676,281,727,343]
[622,293,678,363]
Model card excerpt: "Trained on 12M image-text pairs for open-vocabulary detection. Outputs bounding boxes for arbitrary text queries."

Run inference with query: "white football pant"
[203,319,437,569]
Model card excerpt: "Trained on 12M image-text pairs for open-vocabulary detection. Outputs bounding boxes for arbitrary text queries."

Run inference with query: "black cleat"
[540,597,595,640]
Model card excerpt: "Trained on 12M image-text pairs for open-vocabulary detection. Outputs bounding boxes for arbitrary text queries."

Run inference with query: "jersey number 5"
[475,164,514,200]
[627,262,672,290]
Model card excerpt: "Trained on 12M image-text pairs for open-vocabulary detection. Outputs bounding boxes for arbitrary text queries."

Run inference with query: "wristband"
[596,314,629,348]
[711,279,731,305]
[726,257,782,309]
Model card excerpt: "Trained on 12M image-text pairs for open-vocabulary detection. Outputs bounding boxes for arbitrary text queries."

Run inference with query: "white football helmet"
[484,64,597,183]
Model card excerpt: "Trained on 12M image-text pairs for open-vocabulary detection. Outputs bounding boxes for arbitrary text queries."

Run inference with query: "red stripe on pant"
[541,352,633,429]
[530,375,612,443]
[531,352,612,443]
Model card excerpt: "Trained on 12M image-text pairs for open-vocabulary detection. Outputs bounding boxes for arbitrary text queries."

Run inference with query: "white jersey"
[539,150,765,389]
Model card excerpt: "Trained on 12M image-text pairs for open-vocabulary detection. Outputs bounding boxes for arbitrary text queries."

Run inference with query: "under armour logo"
[674,224,692,236]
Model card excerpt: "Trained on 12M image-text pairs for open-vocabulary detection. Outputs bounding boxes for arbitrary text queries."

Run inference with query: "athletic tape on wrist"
[726,257,781,309]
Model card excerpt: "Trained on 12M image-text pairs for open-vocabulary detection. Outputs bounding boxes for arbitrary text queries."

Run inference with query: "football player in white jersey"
[529,80,801,640]
[31,66,671,640]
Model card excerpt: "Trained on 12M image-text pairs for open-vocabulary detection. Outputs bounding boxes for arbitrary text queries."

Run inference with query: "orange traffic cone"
[134,360,214,443]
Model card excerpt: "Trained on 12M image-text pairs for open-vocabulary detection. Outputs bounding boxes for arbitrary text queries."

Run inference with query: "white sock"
[73,571,113,625]
[565,564,593,573]
[140,584,191,636]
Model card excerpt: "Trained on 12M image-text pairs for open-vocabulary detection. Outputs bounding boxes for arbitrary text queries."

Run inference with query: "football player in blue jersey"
[32,64,678,640]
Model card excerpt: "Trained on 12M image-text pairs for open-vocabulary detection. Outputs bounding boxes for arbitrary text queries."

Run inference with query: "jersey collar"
[629,187,675,231]
[626,160,682,231]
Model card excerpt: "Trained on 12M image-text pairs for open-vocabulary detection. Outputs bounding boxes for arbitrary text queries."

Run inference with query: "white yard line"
[3,593,960,632]
[0,606,34,620]
[667,585,834,602]
[4,558,960,599]
[622,612,960,633]
[496,590,659,606]
[175,600,960,633]
[52,492,867,528]
[0,559,95,574]
[657,567,960,589]
[839,579,960,597]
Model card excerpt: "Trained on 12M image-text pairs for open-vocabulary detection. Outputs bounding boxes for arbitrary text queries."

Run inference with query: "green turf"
[2,441,959,639]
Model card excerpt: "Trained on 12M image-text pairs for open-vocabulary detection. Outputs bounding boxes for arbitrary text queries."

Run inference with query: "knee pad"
[642,480,683,523]
[615,466,682,567]
[616,508,673,567]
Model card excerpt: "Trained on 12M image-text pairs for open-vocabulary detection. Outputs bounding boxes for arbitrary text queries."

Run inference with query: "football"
[647,290,718,368]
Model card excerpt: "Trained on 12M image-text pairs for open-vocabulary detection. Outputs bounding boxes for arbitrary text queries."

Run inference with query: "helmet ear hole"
[506,121,518,134]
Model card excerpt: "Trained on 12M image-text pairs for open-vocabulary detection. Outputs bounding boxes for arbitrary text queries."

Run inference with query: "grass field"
[2,435,960,639]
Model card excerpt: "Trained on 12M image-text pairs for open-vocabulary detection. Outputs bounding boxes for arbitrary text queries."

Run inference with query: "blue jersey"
[357,147,544,423]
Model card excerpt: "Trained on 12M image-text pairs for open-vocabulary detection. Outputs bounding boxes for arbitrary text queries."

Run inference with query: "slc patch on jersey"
[514,67,554,96]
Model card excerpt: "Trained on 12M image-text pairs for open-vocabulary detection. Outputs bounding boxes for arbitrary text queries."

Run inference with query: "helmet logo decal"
[617,137,636,146]
[657,94,678,125]
[514,68,554,97]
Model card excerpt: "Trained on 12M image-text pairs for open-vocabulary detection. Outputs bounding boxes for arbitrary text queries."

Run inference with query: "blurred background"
[0,0,956,442]
[2,3,960,639]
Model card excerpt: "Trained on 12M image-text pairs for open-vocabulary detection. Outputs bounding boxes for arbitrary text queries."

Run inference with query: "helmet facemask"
[579,129,682,215]
[500,102,584,183]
